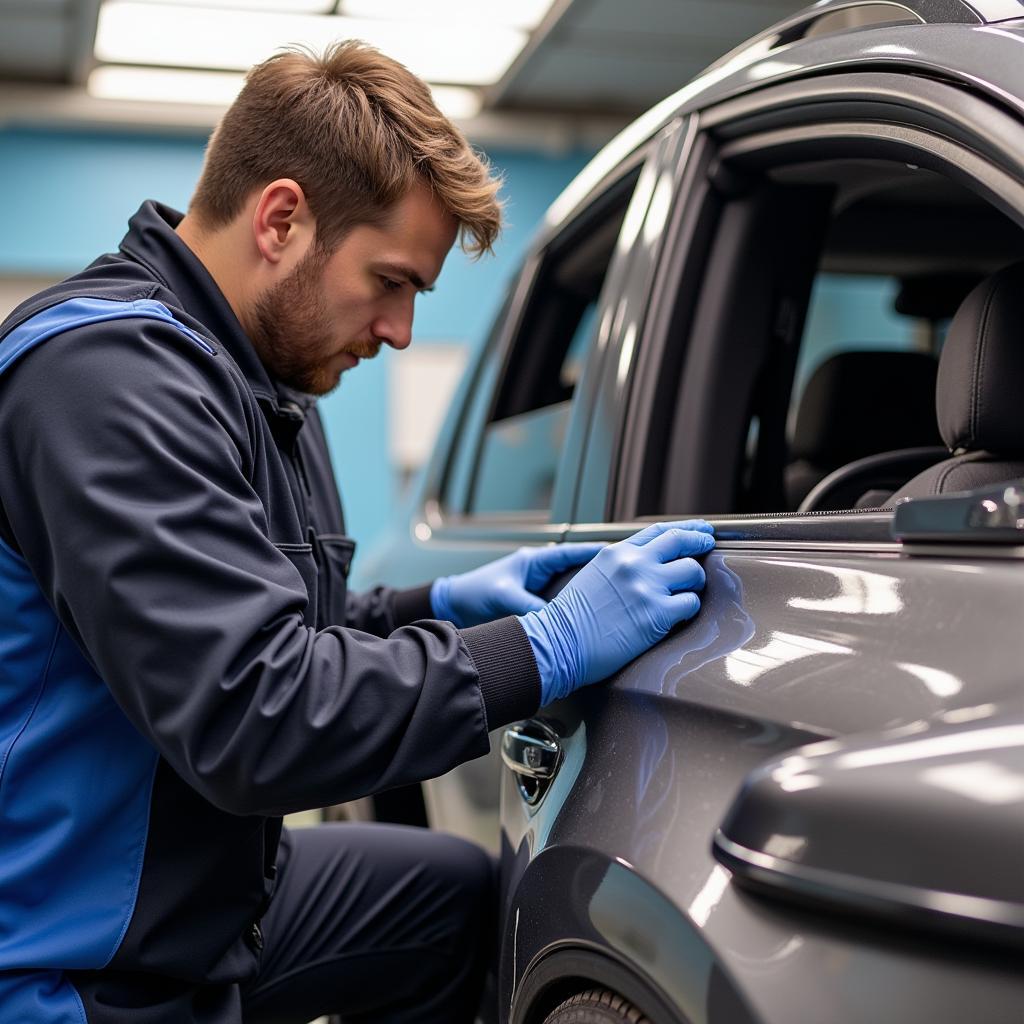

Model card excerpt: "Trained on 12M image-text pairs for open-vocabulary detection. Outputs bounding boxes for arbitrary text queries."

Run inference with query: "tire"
[543,987,652,1023]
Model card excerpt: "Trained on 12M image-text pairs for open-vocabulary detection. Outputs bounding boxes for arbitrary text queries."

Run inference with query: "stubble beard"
[248,245,350,396]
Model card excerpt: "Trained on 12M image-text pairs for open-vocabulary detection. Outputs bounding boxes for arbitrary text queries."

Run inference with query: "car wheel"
[543,987,651,1023]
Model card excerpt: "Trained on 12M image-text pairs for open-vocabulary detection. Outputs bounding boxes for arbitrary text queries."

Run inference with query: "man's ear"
[252,179,316,265]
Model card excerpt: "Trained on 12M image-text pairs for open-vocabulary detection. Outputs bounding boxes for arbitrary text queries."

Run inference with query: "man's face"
[248,184,458,395]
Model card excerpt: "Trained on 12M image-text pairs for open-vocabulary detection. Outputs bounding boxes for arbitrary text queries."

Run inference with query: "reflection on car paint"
[616,321,638,389]
[642,169,676,247]
[585,856,753,1024]
[942,703,998,724]
[632,711,670,862]
[784,563,904,615]
[616,159,659,255]
[921,759,1024,805]
[833,721,1024,771]
[724,631,853,688]
[895,661,963,698]
[769,754,824,793]
[688,864,732,928]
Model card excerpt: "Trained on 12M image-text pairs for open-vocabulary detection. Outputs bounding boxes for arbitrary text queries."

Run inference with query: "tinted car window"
[648,159,1024,518]
[467,174,638,515]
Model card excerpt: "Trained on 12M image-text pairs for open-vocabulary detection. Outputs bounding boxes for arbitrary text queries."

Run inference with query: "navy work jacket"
[0,201,539,1023]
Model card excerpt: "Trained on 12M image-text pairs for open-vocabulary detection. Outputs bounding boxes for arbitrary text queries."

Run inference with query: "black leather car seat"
[891,261,1024,502]
[785,349,942,510]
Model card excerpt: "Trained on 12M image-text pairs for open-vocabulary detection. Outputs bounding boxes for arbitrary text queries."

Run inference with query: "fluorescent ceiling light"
[95,1,527,85]
[88,65,246,105]
[87,65,482,120]
[427,85,482,120]
[340,0,556,31]
[127,0,333,10]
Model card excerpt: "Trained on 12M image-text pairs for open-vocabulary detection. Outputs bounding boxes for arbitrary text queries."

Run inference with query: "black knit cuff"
[459,616,541,730]
[391,584,435,627]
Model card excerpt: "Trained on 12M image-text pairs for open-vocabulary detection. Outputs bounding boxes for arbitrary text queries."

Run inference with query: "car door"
[501,70,1024,1024]
[364,131,696,843]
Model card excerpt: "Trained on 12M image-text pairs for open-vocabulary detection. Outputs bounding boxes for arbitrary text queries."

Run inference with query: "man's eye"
[382,277,402,292]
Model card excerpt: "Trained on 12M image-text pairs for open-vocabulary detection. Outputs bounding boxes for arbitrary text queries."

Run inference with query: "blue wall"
[0,126,591,555]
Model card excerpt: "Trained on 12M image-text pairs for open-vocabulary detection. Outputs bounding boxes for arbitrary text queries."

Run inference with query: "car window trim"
[567,117,706,524]
[564,509,899,552]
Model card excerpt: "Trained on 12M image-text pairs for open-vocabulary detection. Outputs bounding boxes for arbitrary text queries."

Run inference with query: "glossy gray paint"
[715,709,1024,945]
[500,552,1024,1023]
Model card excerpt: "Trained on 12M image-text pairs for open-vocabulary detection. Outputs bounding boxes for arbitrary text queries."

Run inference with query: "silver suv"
[366,2,1024,1021]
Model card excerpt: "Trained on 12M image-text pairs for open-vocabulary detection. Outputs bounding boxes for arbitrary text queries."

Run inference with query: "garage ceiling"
[0,0,100,84]
[0,0,805,140]
[491,0,804,115]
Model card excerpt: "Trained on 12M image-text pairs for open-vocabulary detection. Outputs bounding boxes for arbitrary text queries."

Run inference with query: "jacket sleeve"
[0,319,540,817]
[343,583,435,635]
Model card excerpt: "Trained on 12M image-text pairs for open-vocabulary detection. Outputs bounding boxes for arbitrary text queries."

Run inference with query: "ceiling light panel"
[88,64,483,119]
[95,1,528,85]
[88,65,246,105]
[340,0,557,31]
[425,85,483,120]
[126,0,334,10]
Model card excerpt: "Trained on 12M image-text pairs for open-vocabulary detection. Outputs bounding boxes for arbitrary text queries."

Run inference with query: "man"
[0,42,714,1024]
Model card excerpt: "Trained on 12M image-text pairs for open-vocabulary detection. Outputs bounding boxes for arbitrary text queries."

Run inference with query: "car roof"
[542,0,1024,238]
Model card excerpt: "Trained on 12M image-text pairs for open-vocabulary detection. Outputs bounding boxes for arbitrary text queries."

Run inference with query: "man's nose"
[374,299,414,351]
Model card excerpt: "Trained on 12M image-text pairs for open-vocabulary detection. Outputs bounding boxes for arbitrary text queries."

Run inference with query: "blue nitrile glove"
[430,543,605,628]
[517,521,715,705]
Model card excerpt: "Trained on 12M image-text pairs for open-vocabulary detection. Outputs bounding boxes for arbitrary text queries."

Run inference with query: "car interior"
[647,156,1024,518]
[785,170,1024,511]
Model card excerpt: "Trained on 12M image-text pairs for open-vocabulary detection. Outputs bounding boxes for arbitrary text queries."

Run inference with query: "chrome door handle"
[501,726,560,779]
[502,722,562,806]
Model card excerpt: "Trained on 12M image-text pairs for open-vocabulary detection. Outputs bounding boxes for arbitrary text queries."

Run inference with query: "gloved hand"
[517,521,715,705]
[430,543,605,628]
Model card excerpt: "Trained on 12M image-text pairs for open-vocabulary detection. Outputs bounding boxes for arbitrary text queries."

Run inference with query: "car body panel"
[500,547,1023,868]
[500,549,1024,1024]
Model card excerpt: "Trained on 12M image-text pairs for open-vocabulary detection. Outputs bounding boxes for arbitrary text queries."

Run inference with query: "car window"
[780,270,940,511]
[793,272,920,402]
[638,152,1024,520]
[744,178,1020,514]
[463,172,640,517]
[440,291,510,515]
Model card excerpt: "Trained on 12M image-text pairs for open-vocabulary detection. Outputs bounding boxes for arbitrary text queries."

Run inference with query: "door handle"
[502,726,559,779]
[502,721,562,805]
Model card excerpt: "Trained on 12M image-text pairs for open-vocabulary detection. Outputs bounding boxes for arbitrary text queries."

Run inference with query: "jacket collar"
[118,200,287,407]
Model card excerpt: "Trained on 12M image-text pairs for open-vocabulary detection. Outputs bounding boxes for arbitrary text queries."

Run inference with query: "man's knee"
[423,832,497,942]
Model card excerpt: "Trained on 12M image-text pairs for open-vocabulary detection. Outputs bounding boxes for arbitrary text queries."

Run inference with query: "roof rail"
[883,0,1024,24]
[784,1,966,31]
[704,0,1024,79]
[782,0,1024,33]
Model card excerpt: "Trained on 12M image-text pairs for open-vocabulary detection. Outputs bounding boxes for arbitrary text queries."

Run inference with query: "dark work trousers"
[240,823,497,1024]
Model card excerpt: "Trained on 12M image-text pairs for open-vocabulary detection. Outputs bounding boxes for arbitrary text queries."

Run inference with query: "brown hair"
[190,41,502,255]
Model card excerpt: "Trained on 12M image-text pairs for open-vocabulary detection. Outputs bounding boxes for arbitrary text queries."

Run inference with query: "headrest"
[791,350,940,466]
[894,274,982,322]
[939,261,1024,455]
